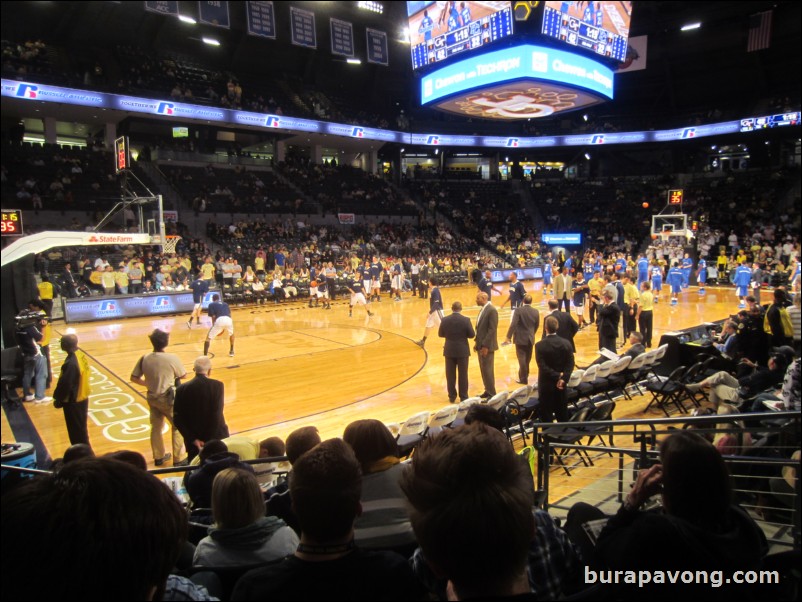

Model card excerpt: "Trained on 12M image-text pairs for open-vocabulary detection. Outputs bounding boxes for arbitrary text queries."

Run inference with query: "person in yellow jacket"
[37,276,56,316]
[53,333,91,447]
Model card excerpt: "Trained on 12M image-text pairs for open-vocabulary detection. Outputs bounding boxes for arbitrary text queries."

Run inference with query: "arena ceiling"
[2,1,799,130]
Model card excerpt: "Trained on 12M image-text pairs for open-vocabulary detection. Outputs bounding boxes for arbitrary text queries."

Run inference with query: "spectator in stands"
[184,439,254,510]
[686,352,789,409]
[193,468,298,567]
[266,425,322,535]
[765,289,793,349]
[567,431,766,600]
[401,423,539,600]
[232,438,423,601]
[2,457,189,601]
[342,419,416,553]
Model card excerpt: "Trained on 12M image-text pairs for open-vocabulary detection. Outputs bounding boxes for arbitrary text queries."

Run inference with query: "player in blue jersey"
[347,273,374,318]
[459,2,471,26]
[500,272,526,317]
[681,253,693,289]
[636,254,649,290]
[187,276,209,328]
[595,1,604,27]
[696,257,708,294]
[666,262,684,306]
[415,277,445,348]
[477,269,501,299]
[542,261,553,298]
[204,294,234,357]
[418,9,434,42]
[733,261,753,309]
[447,6,461,32]
[359,260,372,304]
[614,255,627,276]
[650,263,663,304]
[369,256,383,302]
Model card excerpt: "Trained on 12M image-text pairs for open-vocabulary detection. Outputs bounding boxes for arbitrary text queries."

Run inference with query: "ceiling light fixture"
[680,22,701,31]
[357,1,383,14]
[178,15,197,25]
[202,37,220,46]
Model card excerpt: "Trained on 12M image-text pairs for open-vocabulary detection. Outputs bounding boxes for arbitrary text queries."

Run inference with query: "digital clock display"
[1,209,23,236]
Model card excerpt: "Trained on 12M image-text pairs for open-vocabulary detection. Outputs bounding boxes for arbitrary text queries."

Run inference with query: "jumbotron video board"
[541,1,632,63]
[408,1,514,70]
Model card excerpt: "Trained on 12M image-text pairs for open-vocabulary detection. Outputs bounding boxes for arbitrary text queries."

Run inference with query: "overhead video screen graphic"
[408,1,514,70]
[541,1,632,63]
[420,44,614,119]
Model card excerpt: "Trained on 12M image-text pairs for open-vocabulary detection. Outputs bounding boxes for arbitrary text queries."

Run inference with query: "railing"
[529,411,801,549]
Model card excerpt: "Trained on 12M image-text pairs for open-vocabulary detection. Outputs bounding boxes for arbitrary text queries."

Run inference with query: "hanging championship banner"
[290,6,317,48]
[144,1,178,15]
[330,18,355,57]
[366,28,389,65]
[198,1,230,28]
[247,1,276,39]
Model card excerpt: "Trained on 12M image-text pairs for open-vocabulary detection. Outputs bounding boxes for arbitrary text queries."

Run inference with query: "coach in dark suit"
[173,356,229,462]
[541,299,579,352]
[597,290,622,354]
[535,316,575,423]
[439,301,476,403]
[504,294,540,384]
[475,291,499,398]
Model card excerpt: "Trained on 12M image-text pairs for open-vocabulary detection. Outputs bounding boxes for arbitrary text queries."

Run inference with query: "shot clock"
[1,209,23,236]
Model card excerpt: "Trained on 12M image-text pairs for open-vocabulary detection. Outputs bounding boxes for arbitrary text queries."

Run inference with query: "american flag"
[747,10,772,52]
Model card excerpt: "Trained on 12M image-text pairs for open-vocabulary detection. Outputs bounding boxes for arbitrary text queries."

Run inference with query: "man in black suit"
[534,316,575,423]
[504,294,540,384]
[475,291,499,398]
[597,290,622,354]
[439,301,476,403]
[173,356,229,462]
[541,299,579,352]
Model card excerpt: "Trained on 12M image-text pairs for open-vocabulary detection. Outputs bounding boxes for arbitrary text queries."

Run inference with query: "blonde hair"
[211,468,265,529]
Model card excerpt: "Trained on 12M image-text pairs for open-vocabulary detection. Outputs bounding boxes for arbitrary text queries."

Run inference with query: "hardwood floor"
[3,282,739,474]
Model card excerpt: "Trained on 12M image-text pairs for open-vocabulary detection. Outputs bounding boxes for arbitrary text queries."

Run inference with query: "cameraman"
[15,307,52,403]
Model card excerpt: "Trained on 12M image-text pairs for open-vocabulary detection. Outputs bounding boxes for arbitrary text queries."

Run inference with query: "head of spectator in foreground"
[200,439,228,463]
[212,467,265,530]
[464,403,505,432]
[148,328,169,352]
[659,431,731,528]
[105,449,148,471]
[284,426,322,465]
[544,316,559,335]
[193,355,212,376]
[343,419,399,474]
[259,436,286,459]
[290,438,362,544]
[1,457,187,600]
[400,424,534,599]
[451,301,463,313]
[63,443,95,464]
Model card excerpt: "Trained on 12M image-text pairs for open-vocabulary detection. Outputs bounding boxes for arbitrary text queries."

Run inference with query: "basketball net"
[163,235,181,254]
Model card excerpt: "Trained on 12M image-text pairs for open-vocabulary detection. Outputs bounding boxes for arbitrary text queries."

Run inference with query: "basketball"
[651,233,658,240]
[642,202,650,208]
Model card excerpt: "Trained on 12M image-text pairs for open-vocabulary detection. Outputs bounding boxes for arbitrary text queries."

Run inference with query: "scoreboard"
[1,209,23,236]
[409,1,514,70]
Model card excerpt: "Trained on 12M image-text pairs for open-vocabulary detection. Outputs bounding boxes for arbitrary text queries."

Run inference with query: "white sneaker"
[24,395,35,402]
[34,396,53,404]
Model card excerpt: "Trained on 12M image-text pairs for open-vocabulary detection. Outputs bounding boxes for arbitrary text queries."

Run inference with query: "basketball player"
[733,261,753,309]
[696,256,708,295]
[203,293,235,357]
[415,277,443,348]
[650,262,663,304]
[187,275,209,328]
[542,261,553,299]
[666,262,684,306]
[369,256,383,302]
[347,272,374,318]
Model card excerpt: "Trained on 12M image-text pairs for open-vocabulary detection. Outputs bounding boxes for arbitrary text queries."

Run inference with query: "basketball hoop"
[162,235,181,254]
[659,232,671,246]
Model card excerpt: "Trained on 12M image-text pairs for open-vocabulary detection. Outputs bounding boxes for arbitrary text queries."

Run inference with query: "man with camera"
[15,308,52,403]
